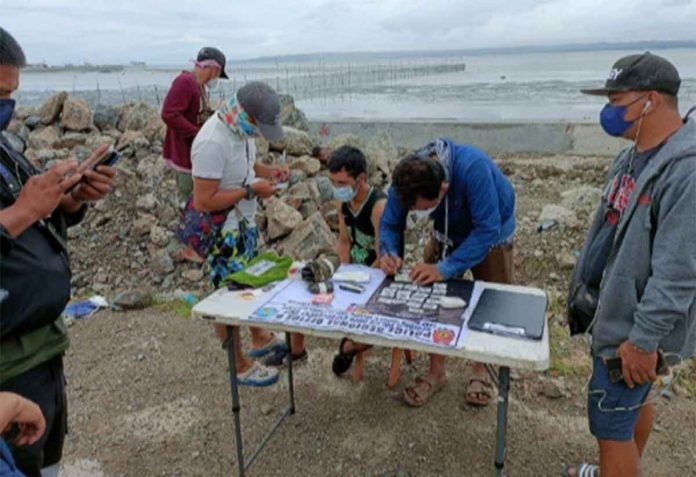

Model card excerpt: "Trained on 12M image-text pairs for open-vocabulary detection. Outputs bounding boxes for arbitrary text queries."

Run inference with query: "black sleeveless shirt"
[341,187,386,265]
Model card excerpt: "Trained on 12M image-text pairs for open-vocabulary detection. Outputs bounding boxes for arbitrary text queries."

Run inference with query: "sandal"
[236,361,279,387]
[403,374,446,407]
[466,372,495,407]
[332,338,370,376]
[562,463,599,477]
[247,333,287,358]
[263,348,308,367]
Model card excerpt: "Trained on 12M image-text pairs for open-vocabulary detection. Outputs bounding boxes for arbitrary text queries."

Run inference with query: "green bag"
[227,252,293,288]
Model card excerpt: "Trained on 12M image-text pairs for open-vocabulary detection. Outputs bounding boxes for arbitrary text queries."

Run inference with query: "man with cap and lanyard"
[565,53,696,477]
[161,47,229,210]
[191,81,290,387]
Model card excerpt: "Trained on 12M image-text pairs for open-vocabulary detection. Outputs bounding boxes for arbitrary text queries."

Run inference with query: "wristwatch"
[244,184,256,200]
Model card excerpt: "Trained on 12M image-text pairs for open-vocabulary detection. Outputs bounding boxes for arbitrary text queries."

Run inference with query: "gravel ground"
[61,309,695,476]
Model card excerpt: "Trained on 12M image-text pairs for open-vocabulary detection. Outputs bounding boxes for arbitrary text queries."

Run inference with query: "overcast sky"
[2,0,696,64]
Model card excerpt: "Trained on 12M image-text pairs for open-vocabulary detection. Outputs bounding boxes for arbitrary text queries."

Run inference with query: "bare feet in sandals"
[403,373,446,407]
[466,364,495,406]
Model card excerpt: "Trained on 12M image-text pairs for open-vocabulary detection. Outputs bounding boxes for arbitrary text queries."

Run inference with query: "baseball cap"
[197,47,229,79]
[237,82,284,142]
[581,52,681,96]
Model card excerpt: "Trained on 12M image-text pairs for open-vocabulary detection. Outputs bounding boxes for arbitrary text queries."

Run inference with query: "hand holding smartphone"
[606,349,669,384]
[66,145,123,193]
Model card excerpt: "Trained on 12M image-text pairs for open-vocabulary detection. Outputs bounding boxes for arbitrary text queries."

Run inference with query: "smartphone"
[75,147,112,174]
[96,149,122,169]
[606,350,669,384]
[66,147,122,193]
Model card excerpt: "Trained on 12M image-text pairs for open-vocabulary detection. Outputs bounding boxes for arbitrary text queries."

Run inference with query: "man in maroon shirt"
[161,47,228,206]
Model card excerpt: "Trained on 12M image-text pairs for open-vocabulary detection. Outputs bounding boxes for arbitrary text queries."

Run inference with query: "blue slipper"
[247,334,287,358]
[236,362,280,387]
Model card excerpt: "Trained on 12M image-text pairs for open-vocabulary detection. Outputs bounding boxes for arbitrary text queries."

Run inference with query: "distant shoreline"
[24,41,696,69]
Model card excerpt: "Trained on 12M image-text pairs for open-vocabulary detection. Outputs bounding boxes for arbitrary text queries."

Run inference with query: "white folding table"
[192,280,549,477]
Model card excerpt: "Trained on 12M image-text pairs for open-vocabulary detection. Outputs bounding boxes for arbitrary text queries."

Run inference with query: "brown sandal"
[403,374,446,407]
[466,374,495,407]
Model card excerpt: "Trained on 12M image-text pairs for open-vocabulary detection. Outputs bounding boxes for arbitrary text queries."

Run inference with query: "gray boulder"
[278,212,336,261]
[60,97,93,131]
[265,197,303,241]
[112,291,152,311]
[278,94,310,132]
[93,104,120,131]
[28,126,60,150]
[313,175,334,203]
[38,91,67,125]
[152,250,175,275]
[55,132,88,150]
[24,116,42,130]
[270,126,314,156]
[117,102,165,141]
[288,155,321,177]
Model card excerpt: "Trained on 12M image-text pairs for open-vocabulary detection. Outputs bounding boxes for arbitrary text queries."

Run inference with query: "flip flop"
[236,361,279,387]
[403,374,446,407]
[466,373,495,407]
[562,463,599,477]
[332,338,370,376]
[247,334,287,358]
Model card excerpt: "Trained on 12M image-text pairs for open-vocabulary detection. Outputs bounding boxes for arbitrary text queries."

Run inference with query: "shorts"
[175,172,193,204]
[424,237,514,284]
[587,356,652,441]
[0,356,68,477]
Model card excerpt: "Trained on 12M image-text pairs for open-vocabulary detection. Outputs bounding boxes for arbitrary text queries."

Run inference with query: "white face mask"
[413,205,437,219]
[207,78,219,90]
[333,185,356,202]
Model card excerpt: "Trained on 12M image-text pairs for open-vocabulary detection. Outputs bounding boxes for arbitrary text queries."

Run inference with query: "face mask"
[599,94,647,137]
[413,205,437,219]
[333,185,356,202]
[0,99,16,131]
[207,78,219,91]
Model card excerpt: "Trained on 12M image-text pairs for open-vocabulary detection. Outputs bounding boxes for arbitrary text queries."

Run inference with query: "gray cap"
[581,52,681,96]
[237,81,284,141]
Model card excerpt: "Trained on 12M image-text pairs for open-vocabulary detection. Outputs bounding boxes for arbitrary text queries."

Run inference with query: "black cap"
[581,52,681,97]
[197,47,228,79]
[237,81,284,141]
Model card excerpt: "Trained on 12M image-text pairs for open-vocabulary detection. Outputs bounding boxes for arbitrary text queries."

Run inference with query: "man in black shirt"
[0,27,116,477]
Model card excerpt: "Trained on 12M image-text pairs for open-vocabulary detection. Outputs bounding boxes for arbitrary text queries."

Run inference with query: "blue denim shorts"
[587,357,653,441]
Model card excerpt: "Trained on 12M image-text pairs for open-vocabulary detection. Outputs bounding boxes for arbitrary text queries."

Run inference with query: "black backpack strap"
[684,104,696,122]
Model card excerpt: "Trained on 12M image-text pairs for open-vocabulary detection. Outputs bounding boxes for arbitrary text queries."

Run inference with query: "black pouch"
[568,282,599,336]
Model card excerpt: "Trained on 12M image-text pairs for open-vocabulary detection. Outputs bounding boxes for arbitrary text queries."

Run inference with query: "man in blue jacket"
[379,138,516,407]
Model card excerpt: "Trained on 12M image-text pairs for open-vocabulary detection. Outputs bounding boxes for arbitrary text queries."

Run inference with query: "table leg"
[494,366,511,477]
[225,327,245,477]
[285,332,296,414]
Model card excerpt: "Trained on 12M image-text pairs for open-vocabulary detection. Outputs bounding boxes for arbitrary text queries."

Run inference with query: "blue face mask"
[333,185,356,202]
[0,99,16,131]
[599,94,647,137]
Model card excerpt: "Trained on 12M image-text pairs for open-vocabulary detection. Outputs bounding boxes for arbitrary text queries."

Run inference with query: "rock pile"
[3,92,400,300]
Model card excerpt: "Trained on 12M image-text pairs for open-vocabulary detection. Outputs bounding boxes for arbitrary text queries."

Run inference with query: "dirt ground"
[61,310,696,477]
[59,154,696,476]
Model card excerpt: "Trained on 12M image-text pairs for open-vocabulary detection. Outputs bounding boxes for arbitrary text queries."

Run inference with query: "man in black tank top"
[328,146,387,377]
[328,146,386,266]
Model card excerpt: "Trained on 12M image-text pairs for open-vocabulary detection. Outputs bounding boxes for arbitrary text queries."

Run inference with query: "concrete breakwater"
[309,120,625,157]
